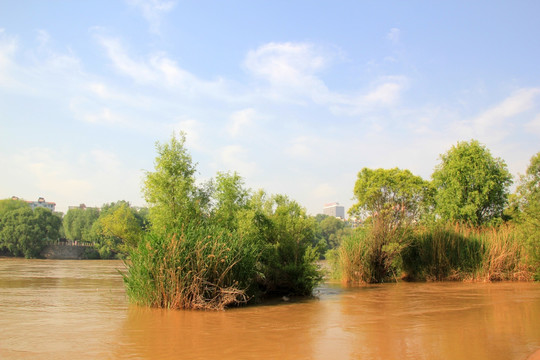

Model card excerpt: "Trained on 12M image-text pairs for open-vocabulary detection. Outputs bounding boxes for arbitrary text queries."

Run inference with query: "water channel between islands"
[1,258,539,360]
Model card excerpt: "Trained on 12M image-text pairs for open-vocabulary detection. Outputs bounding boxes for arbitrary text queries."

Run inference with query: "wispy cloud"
[228,108,256,137]
[387,28,401,43]
[219,145,258,177]
[452,88,540,142]
[125,0,176,34]
[244,42,331,103]
[526,113,540,135]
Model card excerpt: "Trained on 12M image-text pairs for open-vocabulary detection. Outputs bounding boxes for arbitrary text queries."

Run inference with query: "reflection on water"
[1,258,539,360]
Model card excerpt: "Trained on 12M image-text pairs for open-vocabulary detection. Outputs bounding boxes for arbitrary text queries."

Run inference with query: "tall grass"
[335,222,533,284]
[123,223,261,310]
[337,217,412,284]
[402,224,532,281]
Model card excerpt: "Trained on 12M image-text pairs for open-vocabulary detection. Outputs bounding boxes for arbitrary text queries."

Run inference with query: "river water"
[1,258,539,360]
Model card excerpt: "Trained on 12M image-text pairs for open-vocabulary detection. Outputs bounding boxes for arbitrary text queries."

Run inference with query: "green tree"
[0,207,61,258]
[63,207,100,242]
[350,167,432,224]
[210,171,250,230]
[318,215,346,249]
[513,152,540,278]
[0,198,30,217]
[342,167,431,283]
[143,132,200,234]
[432,140,512,225]
[93,201,144,257]
[241,193,322,295]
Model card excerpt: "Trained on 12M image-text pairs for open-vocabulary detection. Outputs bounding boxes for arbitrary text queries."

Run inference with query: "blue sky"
[1,1,539,215]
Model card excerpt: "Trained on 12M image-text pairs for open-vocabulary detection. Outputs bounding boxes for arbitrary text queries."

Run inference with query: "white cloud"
[362,81,403,105]
[98,36,158,83]
[36,29,50,48]
[244,42,331,103]
[387,28,401,43]
[219,145,257,177]
[330,76,408,115]
[4,147,145,212]
[314,183,337,199]
[96,34,228,100]
[245,42,327,85]
[286,136,314,158]
[172,119,202,150]
[0,30,19,85]
[125,0,176,34]
[12,148,94,203]
[84,107,129,125]
[525,113,540,136]
[468,87,540,142]
[228,108,256,137]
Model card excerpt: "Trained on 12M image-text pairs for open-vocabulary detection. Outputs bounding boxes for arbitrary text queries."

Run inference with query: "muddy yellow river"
[1,259,539,359]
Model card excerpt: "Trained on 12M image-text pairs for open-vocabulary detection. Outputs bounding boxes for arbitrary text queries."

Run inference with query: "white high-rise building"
[323,202,345,219]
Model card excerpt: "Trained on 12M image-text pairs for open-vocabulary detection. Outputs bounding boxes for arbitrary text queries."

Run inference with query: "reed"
[335,222,533,284]
[338,219,412,284]
[123,223,261,310]
[402,224,532,281]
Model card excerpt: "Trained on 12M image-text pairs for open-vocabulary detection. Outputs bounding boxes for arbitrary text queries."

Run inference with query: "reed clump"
[402,224,532,282]
[337,216,412,284]
[123,223,260,310]
[334,222,533,284]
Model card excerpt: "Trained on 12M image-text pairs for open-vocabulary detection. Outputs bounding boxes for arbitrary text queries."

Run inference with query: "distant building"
[323,202,345,219]
[26,197,56,212]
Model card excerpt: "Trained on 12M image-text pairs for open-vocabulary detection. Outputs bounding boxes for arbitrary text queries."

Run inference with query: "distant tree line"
[0,196,347,260]
[0,199,150,259]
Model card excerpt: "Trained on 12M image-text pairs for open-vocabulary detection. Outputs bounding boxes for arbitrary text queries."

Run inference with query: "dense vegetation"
[333,141,539,284]
[123,133,323,310]
[0,199,62,258]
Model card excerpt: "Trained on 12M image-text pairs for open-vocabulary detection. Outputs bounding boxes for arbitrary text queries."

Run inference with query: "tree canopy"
[349,167,432,225]
[0,206,61,258]
[431,140,512,225]
[513,152,540,277]
[143,132,200,234]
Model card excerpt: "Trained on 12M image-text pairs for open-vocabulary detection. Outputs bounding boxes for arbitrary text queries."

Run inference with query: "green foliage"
[317,215,348,250]
[126,134,323,309]
[124,222,261,310]
[143,132,201,235]
[0,199,30,217]
[210,171,250,230]
[402,224,531,281]
[63,207,100,242]
[234,191,322,295]
[0,206,61,258]
[254,194,322,295]
[350,167,432,224]
[338,215,413,283]
[92,201,144,256]
[432,140,512,225]
[401,225,483,281]
[512,152,540,279]
[338,167,429,283]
